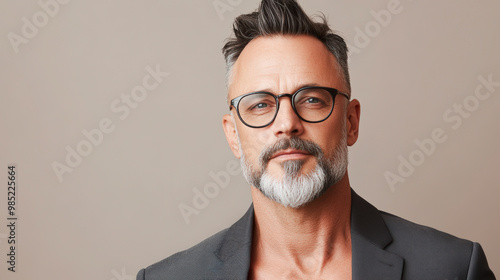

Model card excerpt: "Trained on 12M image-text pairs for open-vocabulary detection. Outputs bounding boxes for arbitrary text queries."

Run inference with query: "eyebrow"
[246,82,321,95]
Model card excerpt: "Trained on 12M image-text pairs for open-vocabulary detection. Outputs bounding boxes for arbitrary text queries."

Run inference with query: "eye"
[297,95,327,106]
[252,102,269,110]
[239,93,276,115]
[295,88,332,109]
[305,97,320,104]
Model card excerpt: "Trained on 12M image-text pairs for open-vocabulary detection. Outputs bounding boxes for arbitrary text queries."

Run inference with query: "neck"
[250,174,352,274]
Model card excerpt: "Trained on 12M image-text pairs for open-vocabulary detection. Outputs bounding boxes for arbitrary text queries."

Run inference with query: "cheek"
[310,123,343,155]
[254,131,275,148]
[237,129,268,159]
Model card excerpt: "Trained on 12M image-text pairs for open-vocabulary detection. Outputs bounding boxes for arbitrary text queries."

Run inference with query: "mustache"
[259,137,323,167]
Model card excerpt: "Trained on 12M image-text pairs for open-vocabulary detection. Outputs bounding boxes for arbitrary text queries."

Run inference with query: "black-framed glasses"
[229,86,350,128]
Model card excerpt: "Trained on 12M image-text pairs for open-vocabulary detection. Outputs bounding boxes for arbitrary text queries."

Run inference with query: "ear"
[346,99,361,146]
[222,113,241,158]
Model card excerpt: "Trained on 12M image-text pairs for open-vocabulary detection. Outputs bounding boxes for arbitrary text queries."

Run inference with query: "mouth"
[270,149,311,161]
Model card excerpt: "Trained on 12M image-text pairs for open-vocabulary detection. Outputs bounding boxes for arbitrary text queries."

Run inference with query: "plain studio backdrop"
[1,0,499,279]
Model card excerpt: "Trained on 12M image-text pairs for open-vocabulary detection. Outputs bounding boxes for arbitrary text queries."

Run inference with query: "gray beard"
[239,133,348,208]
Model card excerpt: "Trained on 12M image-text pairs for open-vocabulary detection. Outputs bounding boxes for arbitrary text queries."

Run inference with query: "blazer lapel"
[351,190,404,280]
[207,192,404,279]
[212,205,254,279]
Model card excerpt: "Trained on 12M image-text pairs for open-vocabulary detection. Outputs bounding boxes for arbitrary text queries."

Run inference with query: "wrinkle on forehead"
[229,35,343,98]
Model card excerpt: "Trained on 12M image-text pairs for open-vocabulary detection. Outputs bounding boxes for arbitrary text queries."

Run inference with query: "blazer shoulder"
[380,210,473,253]
[138,227,229,280]
[350,191,495,279]
[137,205,255,280]
[379,211,487,278]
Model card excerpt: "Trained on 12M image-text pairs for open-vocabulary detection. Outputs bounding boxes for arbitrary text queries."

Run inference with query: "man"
[137,0,495,279]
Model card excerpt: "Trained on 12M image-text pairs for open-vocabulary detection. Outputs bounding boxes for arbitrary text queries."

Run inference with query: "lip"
[271,149,310,160]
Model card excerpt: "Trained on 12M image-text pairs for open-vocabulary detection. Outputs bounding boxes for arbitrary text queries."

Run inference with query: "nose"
[271,96,304,137]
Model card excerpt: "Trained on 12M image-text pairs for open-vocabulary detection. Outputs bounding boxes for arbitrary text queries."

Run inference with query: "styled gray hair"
[222,0,351,94]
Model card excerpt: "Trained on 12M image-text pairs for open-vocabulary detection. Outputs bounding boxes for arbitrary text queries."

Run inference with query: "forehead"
[229,35,343,98]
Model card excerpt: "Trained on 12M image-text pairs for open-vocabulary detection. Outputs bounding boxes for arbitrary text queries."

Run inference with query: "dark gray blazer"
[137,190,496,279]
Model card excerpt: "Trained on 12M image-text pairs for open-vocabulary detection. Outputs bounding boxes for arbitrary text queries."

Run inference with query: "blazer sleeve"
[466,242,496,280]
[136,268,145,280]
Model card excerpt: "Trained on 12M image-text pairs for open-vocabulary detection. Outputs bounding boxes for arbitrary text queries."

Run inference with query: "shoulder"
[381,210,472,250]
[137,228,228,280]
[380,211,487,277]
[351,190,495,279]
[136,205,255,280]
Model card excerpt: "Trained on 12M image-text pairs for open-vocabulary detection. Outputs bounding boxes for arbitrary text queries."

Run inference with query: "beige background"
[1,0,499,279]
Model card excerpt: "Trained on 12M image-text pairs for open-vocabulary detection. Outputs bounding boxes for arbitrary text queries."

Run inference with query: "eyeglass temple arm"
[338,91,351,100]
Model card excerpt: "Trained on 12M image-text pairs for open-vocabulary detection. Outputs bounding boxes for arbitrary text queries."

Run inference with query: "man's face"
[223,35,359,207]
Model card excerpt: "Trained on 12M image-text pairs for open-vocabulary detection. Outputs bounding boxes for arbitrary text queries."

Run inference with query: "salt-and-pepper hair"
[222,0,351,95]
